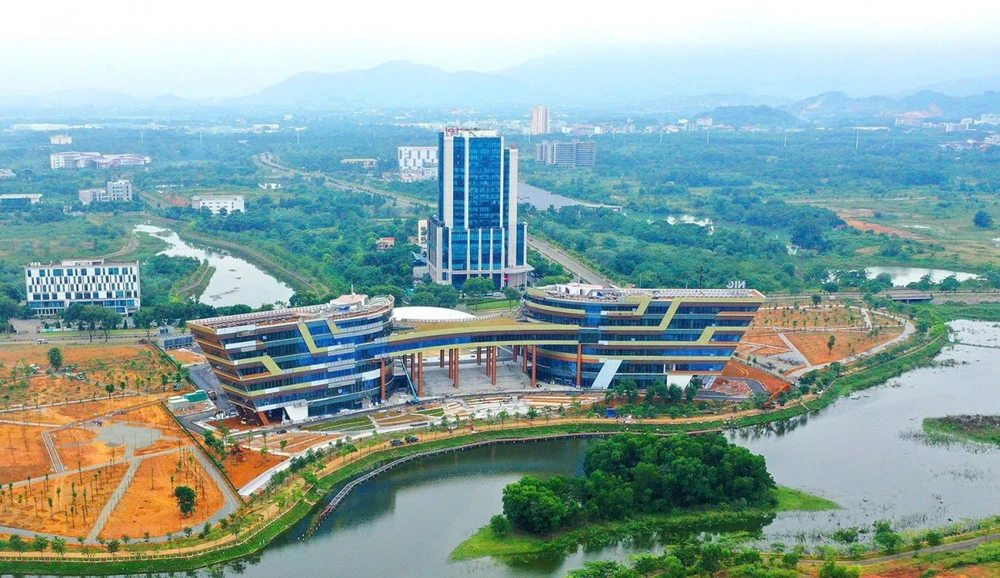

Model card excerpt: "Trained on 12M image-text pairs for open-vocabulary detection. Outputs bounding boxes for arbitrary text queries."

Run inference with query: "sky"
[3,0,1000,98]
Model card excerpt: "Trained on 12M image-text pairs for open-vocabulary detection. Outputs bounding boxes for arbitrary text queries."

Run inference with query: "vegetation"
[501,434,775,535]
[924,415,1000,447]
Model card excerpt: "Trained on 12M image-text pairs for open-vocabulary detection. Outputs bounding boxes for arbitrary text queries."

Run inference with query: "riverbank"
[450,486,839,562]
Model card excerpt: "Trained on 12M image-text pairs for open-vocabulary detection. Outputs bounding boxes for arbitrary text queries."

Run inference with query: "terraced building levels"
[521,284,765,388]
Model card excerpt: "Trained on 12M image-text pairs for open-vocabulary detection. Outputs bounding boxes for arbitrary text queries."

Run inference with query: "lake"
[866,266,979,286]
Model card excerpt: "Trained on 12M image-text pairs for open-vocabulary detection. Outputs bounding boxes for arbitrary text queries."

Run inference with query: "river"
[11,322,1000,578]
[134,224,294,308]
[865,266,979,286]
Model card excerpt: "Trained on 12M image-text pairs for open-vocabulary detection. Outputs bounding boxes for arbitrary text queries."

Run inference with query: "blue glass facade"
[429,130,532,289]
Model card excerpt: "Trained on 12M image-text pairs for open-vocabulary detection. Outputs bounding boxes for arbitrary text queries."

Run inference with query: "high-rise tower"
[427,129,532,289]
[531,105,550,135]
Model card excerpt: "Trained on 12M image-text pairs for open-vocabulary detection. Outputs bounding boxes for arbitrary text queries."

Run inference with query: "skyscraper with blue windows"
[427,129,532,289]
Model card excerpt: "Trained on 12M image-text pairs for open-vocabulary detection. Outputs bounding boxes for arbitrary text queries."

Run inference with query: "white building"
[50,152,151,169]
[0,194,42,206]
[397,146,438,181]
[50,134,72,145]
[79,180,133,205]
[531,105,551,135]
[192,195,245,214]
[25,259,141,316]
[0,169,15,179]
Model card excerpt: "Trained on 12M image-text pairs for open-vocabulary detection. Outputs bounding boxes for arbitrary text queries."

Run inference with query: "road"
[527,236,615,287]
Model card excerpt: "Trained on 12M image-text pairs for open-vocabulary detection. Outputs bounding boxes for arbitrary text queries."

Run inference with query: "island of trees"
[500,433,775,535]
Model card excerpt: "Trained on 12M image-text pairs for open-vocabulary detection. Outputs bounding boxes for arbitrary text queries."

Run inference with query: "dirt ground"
[99,451,226,540]
[844,218,929,241]
[223,450,287,489]
[721,360,790,395]
[753,305,867,329]
[0,423,52,484]
[0,463,127,535]
[785,327,905,365]
[168,349,206,365]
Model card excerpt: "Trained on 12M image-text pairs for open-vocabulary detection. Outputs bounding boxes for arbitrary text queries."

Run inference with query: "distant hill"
[245,61,528,108]
[781,90,1000,124]
[698,105,802,128]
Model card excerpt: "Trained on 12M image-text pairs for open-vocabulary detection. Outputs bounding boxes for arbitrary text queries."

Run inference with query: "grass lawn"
[308,415,374,432]
[774,486,840,512]
[467,299,518,311]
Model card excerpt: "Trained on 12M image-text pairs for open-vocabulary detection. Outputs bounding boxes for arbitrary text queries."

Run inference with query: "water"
[15,322,1000,578]
[866,266,979,286]
[518,182,620,211]
[135,224,294,307]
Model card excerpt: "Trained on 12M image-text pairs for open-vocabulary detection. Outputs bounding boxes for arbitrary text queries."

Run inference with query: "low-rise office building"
[79,180,133,205]
[25,259,141,315]
[534,140,597,168]
[192,195,245,214]
[50,152,151,169]
[397,146,438,181]
[0,194,42,207]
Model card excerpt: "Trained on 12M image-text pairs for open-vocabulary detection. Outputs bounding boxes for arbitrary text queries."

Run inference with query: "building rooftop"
[189,294,393,332]
[393,306,475,323]
[25,259,138,268]
[0,193,42,200]
[443,128,499,138]
[536,283,765,301]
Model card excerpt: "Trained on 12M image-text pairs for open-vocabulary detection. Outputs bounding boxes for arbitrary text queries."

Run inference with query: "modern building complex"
[426,129,531,289]
[397,146,438,181]
[520,284,763,388]
[25,259,141,316]
[50,134,72,145]
[531,105,551,135]
[192,195,245,214]
[79,179,133,205]
[534,140,597,168]
[0,194,42,207]
[50,152,151,169]
[188,294,396,422]
[191,284,763,422]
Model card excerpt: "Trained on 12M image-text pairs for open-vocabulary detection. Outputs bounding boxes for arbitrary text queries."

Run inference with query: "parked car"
[404,435,419,443]
[390,439,405,447]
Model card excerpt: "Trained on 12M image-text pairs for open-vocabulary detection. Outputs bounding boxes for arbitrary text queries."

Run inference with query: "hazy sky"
[3,0,999,98]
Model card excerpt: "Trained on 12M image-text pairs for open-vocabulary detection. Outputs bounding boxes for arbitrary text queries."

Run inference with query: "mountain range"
[1,45,999,121]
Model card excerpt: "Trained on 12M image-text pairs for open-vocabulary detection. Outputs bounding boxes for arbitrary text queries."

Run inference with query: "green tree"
[174,485,197,517]
[132,309,154,339]
[0,296,19,333]
[106,539,120,556]
[47,347,64,370]
[503,286,521,308]
[827,335,836,354]
[939,275,961,292]
[974,210,993,229]
[51,536,67,558]
[462,277,495,305]
[873,520,904,553]
[811,294,822,307]
[489,514,511,537]
[502,476,567,534]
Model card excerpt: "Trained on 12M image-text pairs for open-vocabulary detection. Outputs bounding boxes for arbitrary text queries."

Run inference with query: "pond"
[135,224,294,308]
[866,266,979,286]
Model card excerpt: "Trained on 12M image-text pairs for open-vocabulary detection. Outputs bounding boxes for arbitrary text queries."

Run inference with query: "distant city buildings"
[978,114,1000,126]
[534,140,597,168]
[531,105,551,135]
[78,180,133,205]
[50,134,72,145]
[250,123,280,133]
[376,237,396,251]
[427,129,531,289]
[0,194,42,208]
[25,259,141,316]
[13,123,72,131]
[192,195,245,214]
[50,152,151,170]
[0,169,15,179]
[397,146,438,181]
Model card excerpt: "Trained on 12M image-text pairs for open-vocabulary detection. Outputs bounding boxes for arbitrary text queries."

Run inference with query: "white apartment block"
[531,105,551,135]
[25,259,141,316]
[79,180,133,205]
[192,195,245,214]
[50,134,72,145]
[50,152,151,170]
[0,169,15,179]
[397,146,438,181]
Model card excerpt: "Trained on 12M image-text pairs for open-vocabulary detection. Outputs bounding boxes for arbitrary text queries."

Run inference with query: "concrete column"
[531,345,538,387]
[576,344,582,387]
[440,349,445,368]
[454,349,460,388]
[448,349,454,379]
[380,359,386,401]
[417,352,424,397]
[491,346,497,386]
[512,345,517,363]
[522,346,527,372]
[477,347,482,365]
